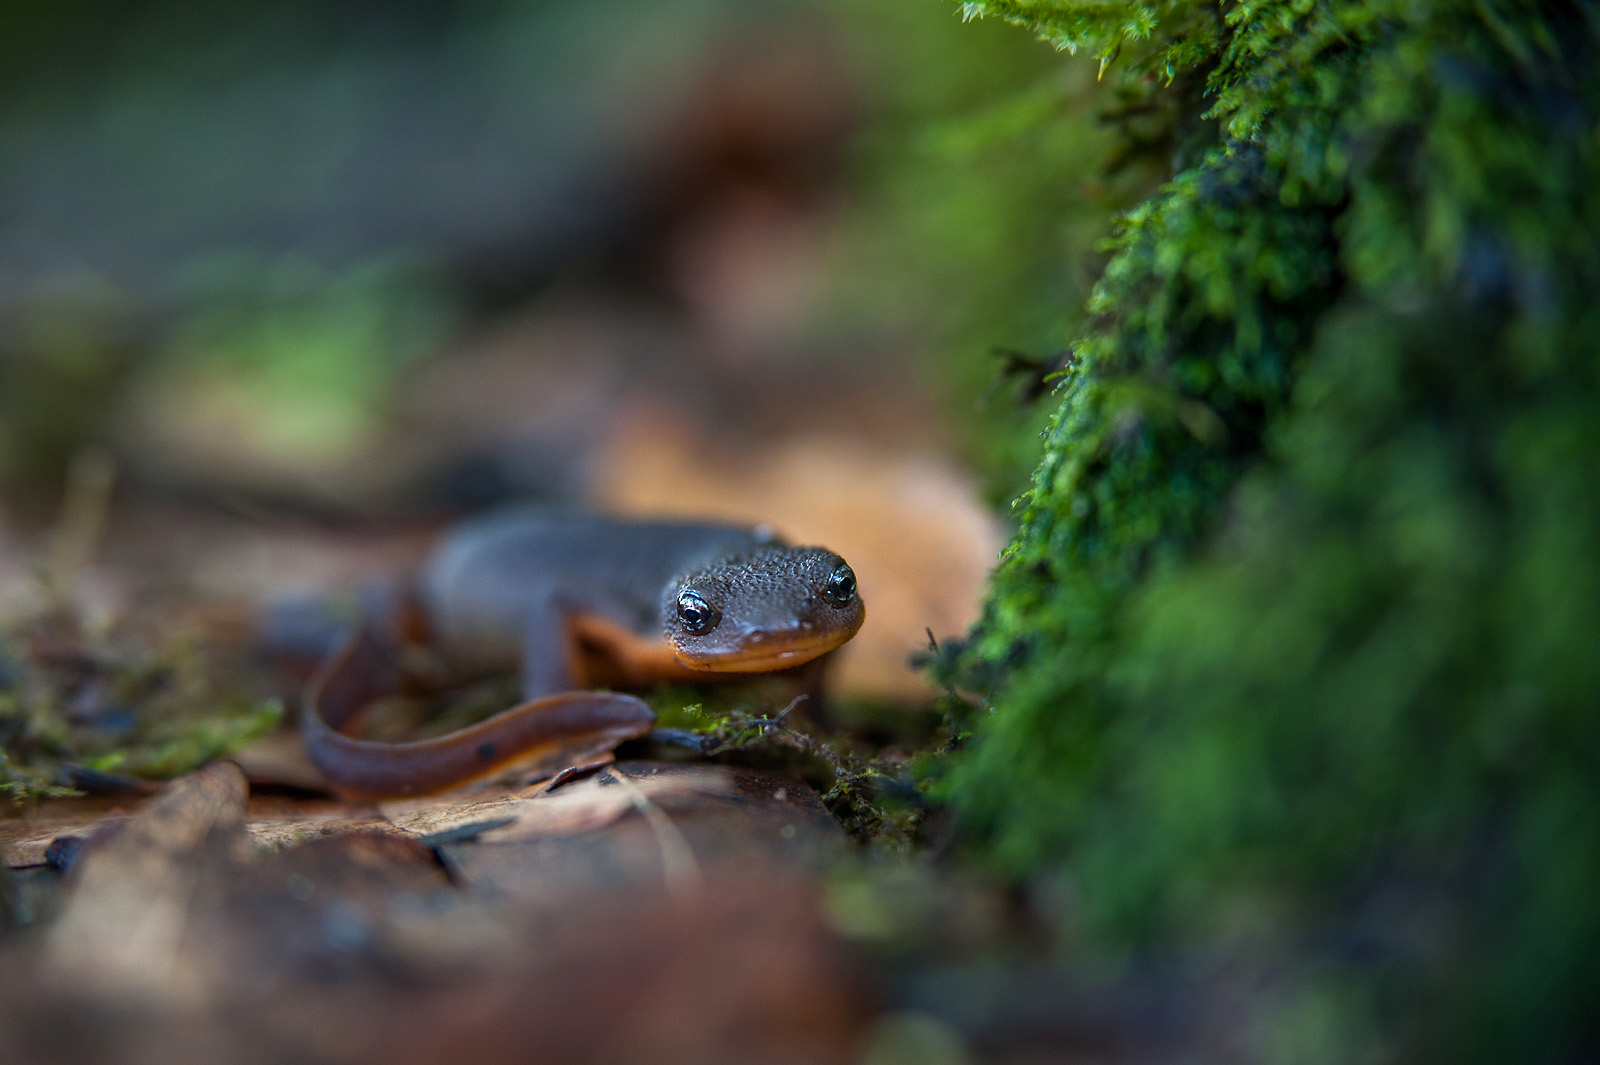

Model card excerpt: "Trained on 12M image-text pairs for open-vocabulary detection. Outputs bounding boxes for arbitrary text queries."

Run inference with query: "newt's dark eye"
[822,564,856,607]
[676,591,721,636]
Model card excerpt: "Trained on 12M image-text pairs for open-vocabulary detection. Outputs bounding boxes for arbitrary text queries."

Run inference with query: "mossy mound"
[937,2,1600,1060]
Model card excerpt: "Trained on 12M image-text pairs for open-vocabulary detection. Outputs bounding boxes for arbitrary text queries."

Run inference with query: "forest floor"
[0,290,1138,1065]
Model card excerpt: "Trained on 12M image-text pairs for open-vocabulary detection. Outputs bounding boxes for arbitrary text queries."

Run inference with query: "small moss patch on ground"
[0,609,282,802]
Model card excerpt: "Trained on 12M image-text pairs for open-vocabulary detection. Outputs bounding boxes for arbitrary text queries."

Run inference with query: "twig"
[611,770,702,898]
[43,446,117,606]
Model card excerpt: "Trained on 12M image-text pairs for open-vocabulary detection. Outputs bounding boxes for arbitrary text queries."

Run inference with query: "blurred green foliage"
[0,0,734,492]
[0,290,139,486]
[144,255,456,465]
[823,0,1178,500]
[931,0,1600,1060]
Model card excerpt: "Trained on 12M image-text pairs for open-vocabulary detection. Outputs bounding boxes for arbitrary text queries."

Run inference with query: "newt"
[303,508,865,799]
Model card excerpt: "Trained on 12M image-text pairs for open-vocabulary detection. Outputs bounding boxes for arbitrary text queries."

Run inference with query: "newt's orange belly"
[565,611,711,690]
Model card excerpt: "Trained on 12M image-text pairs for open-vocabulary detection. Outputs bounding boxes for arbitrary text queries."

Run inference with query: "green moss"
[933,1,1600,1060]
[648,688,929,848]
[0,618,283,802]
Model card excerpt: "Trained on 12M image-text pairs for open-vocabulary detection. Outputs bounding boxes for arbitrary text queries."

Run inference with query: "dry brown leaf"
[587,403,1002,702]
[377,765,734,842]
[44,761,249,1004]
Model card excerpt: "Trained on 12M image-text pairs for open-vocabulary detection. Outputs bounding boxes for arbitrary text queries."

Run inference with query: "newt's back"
[420,507,764,664]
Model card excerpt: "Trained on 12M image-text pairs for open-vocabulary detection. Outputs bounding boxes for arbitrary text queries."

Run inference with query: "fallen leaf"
[44,761,249,1004]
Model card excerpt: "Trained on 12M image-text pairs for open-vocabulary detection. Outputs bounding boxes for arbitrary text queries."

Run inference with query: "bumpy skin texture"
[304,508,864,798]
[664,545,865,671]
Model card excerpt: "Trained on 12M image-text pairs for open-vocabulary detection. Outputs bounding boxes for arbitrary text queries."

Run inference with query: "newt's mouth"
[672,627,857,673]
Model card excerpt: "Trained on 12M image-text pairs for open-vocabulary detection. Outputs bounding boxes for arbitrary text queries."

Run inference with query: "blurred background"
[0,0,1139,701]
[7,6,1596,1065]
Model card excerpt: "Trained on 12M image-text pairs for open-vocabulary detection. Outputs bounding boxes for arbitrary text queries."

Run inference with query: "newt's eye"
[676,591,721,636]
[822,564,857,607]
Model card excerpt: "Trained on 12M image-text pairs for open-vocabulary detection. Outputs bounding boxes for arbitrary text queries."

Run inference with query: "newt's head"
[662,546,865,672]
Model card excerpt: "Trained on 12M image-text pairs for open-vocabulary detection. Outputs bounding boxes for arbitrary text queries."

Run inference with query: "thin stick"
[611,769,702,898]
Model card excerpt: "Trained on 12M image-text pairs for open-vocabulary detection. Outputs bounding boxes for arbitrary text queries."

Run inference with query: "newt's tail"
[303,628,654,800]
